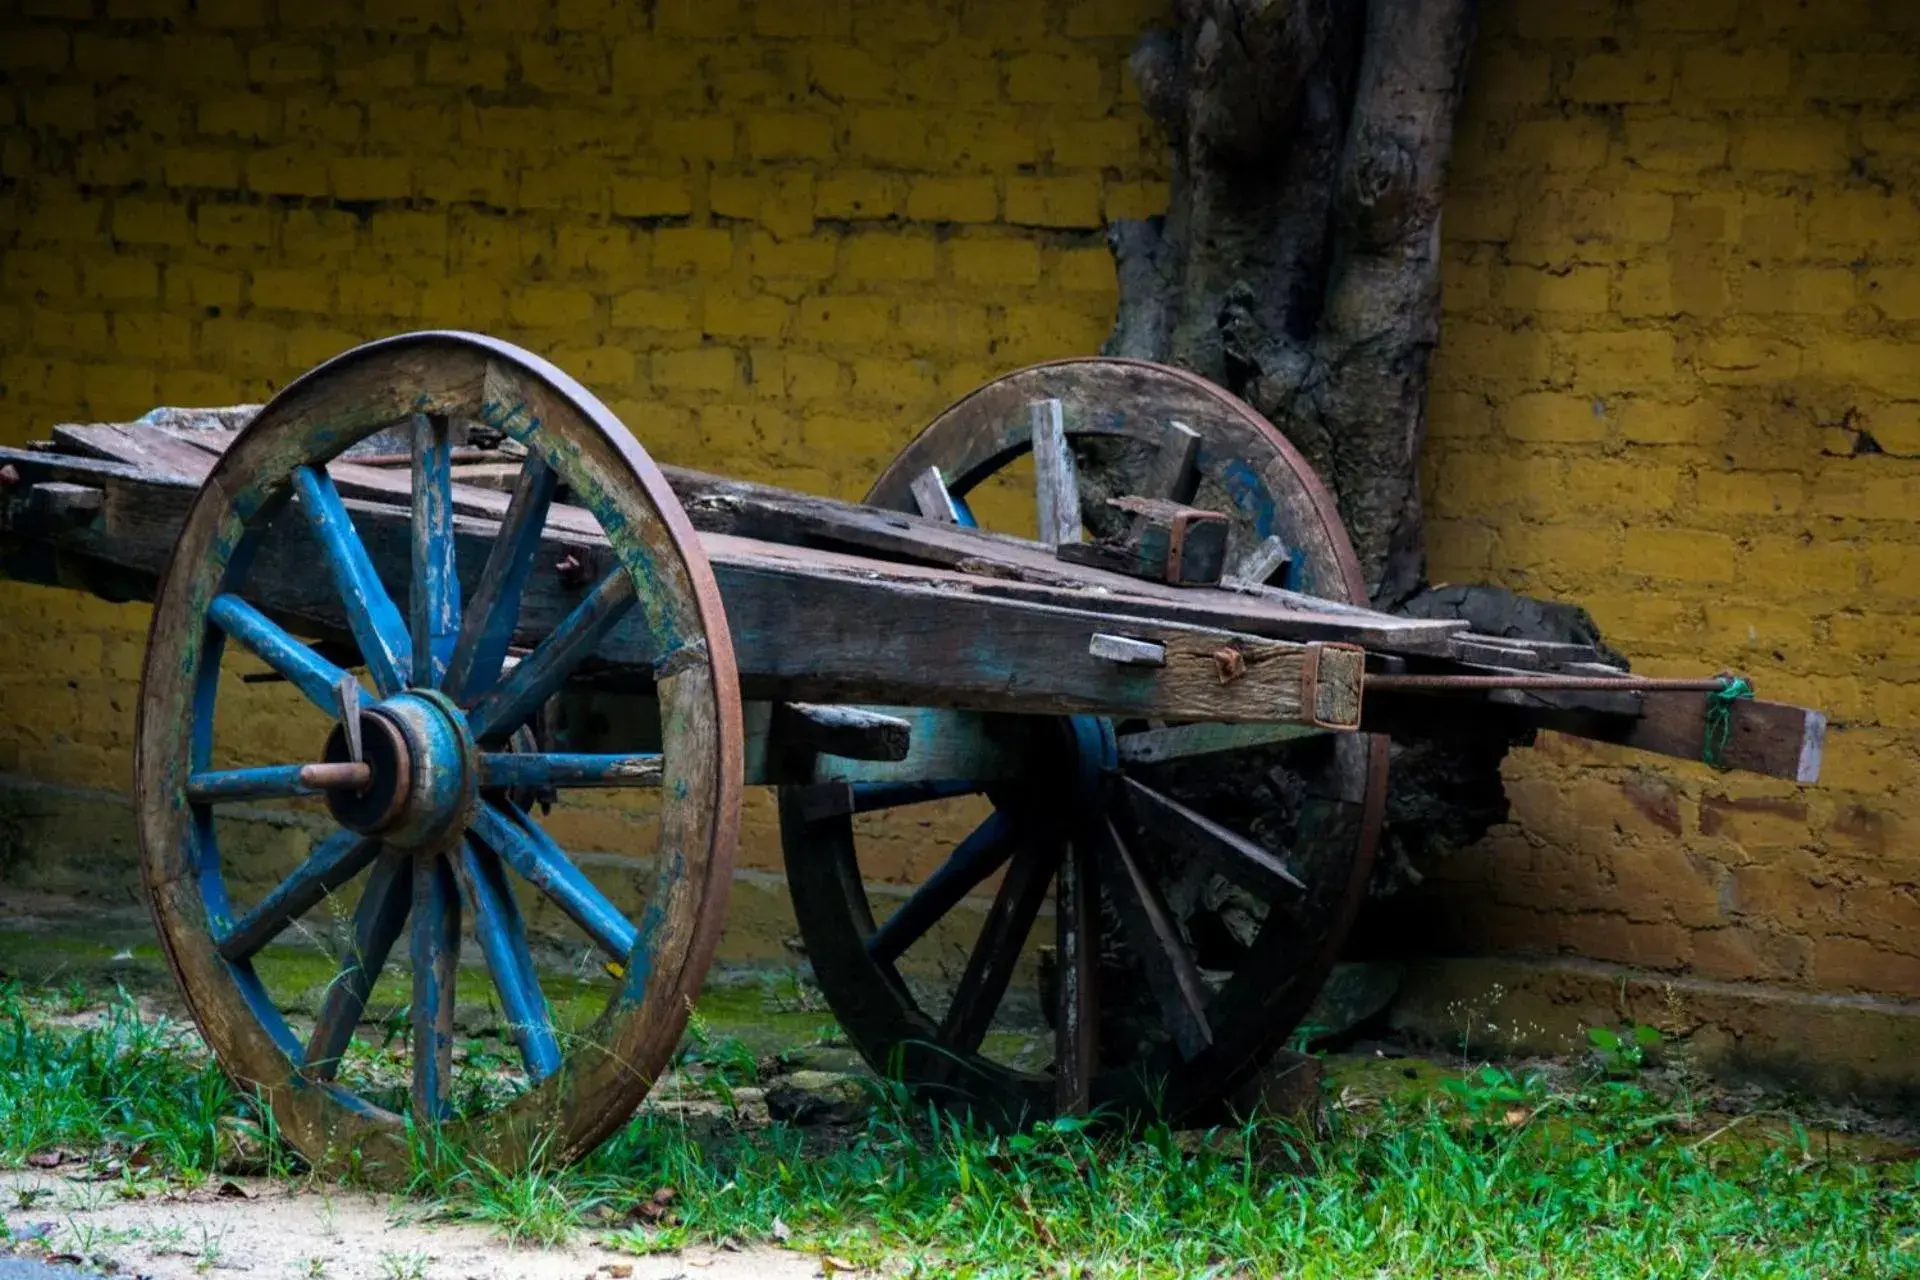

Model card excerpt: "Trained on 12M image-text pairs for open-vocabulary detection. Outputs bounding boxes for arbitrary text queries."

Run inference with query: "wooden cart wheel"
[134,332,742,1175]
[782,358,1386,1128]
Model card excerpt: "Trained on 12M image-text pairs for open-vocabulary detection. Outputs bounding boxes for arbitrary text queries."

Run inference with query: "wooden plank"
[772,702,912,762]
[1115,720,1326,764]
[1030,398,1080,546]
[1054,838,1098,1114]
[1138,419,1201,505]
[909,466,964,523]
[1056,497,1229,586]
[1088,632,1167,667]
[52,422,223,481]
[1228,534,1291,588]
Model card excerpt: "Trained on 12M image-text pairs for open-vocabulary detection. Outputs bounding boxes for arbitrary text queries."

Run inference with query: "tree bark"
[1106,0,1479,610]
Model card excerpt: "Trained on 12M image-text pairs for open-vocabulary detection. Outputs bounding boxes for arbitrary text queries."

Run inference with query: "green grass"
[3,980,1918,1278]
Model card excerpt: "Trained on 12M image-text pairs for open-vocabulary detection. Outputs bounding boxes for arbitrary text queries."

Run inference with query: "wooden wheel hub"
[320,691,474,848]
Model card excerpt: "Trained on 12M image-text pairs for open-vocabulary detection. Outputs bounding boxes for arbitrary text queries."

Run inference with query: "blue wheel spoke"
[464,567,636,742]
[217,828,383,962]
[470,802,637,962]
[292,465,412,697]
[851,780,981,814]
[410,851,461,1122]
[188,764,329,804]
[208,595,353,714]
[452,840,562,1082]
[410,414,461,689]
[444,455,557,704]
[306,849,412,1080]
[867,810,1016,965]
[477,752,662,790]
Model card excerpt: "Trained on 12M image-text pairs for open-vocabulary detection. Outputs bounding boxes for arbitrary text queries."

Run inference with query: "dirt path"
[1,1172,837,1280]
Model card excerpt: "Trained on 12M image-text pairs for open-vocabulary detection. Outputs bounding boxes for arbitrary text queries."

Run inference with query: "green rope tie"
[1702,675,1754,770]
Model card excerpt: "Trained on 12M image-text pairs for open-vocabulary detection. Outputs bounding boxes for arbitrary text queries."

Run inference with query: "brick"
[0,26,70,73]
[1564,330,1677,391]
[702,293,790,339]
[330,156,412,200]
[841,235,937,283]
[747,113,834,160]
[163,148,242,190]
[283,97,364,145]
[1695,470,1803,517]
[424,43,510,89]
[1696,334,1801,386]
[164,263,243,309]
[79,257,159,302]
[815,172,899,220]
[749,232,838,281]
[1761,0,1872,28]
[1737,536,1865,597]
[281,208,359,263]
[1500,265,1609,313]
[1504,118,1609,172]
[200,317,284,368]
[1518,0,1613,37]
[1745,265,1857,317]
[336,272,420,318]
[1620,114,1728,173]
[1633,0,1739,30]
[1051,246,1115,295]
[952,237,1040,288]
[30,309,109,350]
[509,284,597,328]
[906,176,997,223]
[1560,459,1679,514]
[896,300,991,354]
[1005,177,1101,229]
[1735,118,1853,174]
[654,346,741,391]
[654,227,734,274]
[249,42,325,83]
[898,44,1001,106]
[1503,392,1608,443]
[798,294,893,344]
[521,39,612,95]
[248,267,333,313]
[1564,51,1673,105]
[1623,527,1736,582]
[112,313,193,363]
[1808,193,1920,252]
[941,116,1039,170]
[420,275,507,326]
[652,117,736,160]
[808,45,898,101]
[751,349,843,402]
[610,289,694,330]
[611,175,694,219]
[1803,53,1917,103]
[1812,936,1920,997]
[845,109,931,167]
[1679,48,1791,101]
[245,148,331,198]
[1007,52,1103,105]
[110,200,193,247]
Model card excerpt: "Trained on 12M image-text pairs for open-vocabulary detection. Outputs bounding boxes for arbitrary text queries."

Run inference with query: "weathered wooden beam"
[909,465,964,524]
[1055,496,1229,586]
[0,448,1362,727]
[772,702,912,762]
[1138,419,1202,505]
[1030,398,1080,546]
[1227,534,1291,588]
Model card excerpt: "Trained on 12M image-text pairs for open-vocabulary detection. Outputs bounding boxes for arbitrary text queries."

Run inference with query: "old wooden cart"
[0,332,1825,1174]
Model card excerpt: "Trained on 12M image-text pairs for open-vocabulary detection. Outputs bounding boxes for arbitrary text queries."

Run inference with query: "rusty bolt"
[0,464,19,490]
[555,550,592,589]
[1213,647,1246,684]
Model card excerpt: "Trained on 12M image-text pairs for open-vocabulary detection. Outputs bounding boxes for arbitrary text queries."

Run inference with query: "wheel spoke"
[1115,721,1329,765]
[187,764,363,805]
[208,594,353,714]
[292,465,411,696]
[470,801,637,961]
[410,414,461,689]
[218,828,383,962]
[452,839,562,1081]
[909,465,964,524]
[1121,775,1306,897]
[305,848,412,1079]
[1029,398,1080,546]
[1090,813,1212,1060]
[939,827,1062,1055]
[867,810,1015,965]
[477,752,662,790]
[1137,420,1201,505]
[464,566,636,742]
[443,454,558,704]
[852,780,981,812]
[1054,838,1098,1114]
[410,851,461,1122]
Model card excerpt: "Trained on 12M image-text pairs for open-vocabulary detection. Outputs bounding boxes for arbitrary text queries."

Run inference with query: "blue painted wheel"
[135,332,742,1175]
[785,358,1387,1128]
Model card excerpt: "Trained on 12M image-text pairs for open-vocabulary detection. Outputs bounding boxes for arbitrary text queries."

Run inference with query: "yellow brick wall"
[1416,0,1920,1000]
[1,0,1915,1007]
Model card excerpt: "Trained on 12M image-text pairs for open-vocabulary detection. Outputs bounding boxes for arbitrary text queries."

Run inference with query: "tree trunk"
[1105,0,1479,609]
